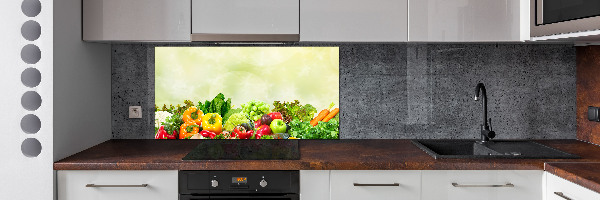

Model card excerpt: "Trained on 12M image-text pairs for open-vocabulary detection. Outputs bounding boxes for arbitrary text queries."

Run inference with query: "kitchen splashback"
[112,43,576,139]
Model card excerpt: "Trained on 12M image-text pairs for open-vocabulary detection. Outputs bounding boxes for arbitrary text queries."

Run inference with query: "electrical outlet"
[129,106,142,118]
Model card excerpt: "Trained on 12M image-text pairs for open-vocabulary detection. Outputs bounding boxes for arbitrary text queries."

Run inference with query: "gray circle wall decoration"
[21,138,42,157]
[21,0,41,17]
[21,44,41,64]
[20,114,41,134]
[21,67,41,88]
[21,91,42,111]
[21,20,41,41]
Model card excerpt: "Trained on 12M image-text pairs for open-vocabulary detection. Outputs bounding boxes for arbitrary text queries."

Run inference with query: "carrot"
[310,109,330,126]
[322,108,339,122]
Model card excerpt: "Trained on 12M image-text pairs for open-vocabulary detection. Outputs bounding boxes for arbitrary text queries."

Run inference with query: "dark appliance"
[536,0,600,25]
[179,171,299,200]
[532,0,600,37]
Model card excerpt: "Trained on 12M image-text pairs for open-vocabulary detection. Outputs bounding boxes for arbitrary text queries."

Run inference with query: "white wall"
[53,0,112,162]
[0,0,54,199]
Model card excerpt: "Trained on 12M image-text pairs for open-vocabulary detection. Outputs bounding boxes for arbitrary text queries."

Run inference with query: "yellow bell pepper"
[202,113,222,134]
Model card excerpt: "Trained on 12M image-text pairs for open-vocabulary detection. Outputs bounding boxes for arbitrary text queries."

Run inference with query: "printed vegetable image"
[270,119,287,134]
[180,122,199,139]
[183,106,203,125]
[272,101,316,123]
[261,114,273,126]
[234,125,254,139]
[202,113,223,134]
[310,103,337,126]
[241,100,270,121]
[155,98,339,139]
[322,108,339,122]
[155,47,339,140]
[223,112,250,132]
[198,93,231,119]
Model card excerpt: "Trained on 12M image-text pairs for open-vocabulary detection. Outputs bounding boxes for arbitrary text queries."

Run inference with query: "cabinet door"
[57,170,178,200]
[300,170,330,200]
[409,0,529,42]
[422,170,542,200]
[301,0,408,42]
[545,172,600,200]
[191,0,299,34]
[83,0,191,41]
[330,170,420,200]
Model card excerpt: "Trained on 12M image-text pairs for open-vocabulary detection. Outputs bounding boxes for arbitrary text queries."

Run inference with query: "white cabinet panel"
[83,0,191,41]
[545,172,600,200]
[57,170,178,200]
[301,0,408,42]
[409,0,529,42]
[300,170,330,200]
[192,0,299,34]
[330,170,420,200]
[422,170,542,200]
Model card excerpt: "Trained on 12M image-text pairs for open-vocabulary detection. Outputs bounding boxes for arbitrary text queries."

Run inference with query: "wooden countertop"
[545,162,600,194]
[54,139,600,171]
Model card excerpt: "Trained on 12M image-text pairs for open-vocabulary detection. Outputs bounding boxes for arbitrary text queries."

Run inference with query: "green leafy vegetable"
[288,119,339,139]
[214,134,226,139]
[259,135,274,139]
[198,93,232,118]
[162,113,184,135]
[272,100,317,123]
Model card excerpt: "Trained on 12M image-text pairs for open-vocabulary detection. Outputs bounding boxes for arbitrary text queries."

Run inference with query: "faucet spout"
[474,83,495,142]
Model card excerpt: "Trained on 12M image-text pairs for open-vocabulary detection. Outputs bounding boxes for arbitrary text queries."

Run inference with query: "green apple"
[270,119,287,134]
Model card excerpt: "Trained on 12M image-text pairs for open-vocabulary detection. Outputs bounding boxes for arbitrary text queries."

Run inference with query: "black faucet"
[474,83,495,143]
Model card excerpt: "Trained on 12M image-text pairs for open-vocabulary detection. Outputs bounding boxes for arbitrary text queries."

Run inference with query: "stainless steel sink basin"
[412,140,579,159]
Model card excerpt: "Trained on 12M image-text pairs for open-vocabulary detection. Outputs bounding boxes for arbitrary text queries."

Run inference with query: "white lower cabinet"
[421,170,543,200]
[330,170,421,200]
[57,170,178,200]
[545,172,600,200]
[300,170,330,200]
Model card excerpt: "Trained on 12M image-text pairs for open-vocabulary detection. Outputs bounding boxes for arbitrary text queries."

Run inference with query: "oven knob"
[211,180,219,188]
[260,179,267,187]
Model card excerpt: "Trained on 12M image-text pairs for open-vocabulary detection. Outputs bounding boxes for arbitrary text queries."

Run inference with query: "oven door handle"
[180,194,298,200]
[210,196,296,199]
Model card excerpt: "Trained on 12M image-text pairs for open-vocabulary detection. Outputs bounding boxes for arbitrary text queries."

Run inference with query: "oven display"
[232,177,247,184]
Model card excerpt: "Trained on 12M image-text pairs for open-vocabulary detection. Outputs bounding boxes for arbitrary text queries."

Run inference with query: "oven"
[179,171,299,200]
[531,0,600,37]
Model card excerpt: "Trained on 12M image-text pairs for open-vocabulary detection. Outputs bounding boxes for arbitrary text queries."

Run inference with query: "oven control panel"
[179,171,299,194]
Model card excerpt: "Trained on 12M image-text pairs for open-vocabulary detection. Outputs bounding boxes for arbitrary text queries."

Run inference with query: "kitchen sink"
[412,140,579,159]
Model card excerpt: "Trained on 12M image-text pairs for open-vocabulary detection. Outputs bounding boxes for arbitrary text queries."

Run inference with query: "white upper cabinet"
[409,0,530,42]
[300,0,408,42]
[191,0,300,41]
[82,0,191,41]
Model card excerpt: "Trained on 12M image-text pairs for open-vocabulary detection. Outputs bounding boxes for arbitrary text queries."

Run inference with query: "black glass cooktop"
[182,140,300,160]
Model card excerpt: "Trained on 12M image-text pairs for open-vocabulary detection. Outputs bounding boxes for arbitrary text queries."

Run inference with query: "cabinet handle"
[554,192,573,200]
[353,183,400,186]
[451,183,514,188]
[86,184,149,188]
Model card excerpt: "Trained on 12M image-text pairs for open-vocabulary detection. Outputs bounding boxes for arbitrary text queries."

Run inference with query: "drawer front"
[422,170,542,200]
[57,170,178,200]
[546,172,600,200]
[330,170,421,200]
[300,170,330,200]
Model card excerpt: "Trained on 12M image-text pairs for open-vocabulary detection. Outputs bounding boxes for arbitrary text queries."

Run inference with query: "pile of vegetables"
[241,100,270,121]
[155,93,339,140]
[272,100,317,123]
